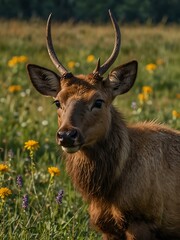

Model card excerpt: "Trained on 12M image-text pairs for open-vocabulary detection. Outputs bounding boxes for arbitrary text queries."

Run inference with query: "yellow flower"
[142,86,153,94]
[18,55,28,63]
[176,93,180,99]
[0,164,9,173]
[86,54,95,63]
[138,86,153,104]
[145,63,157,72]
[0,187,12,201]
[138,93,146,104]
[172,110,180,119]
[8,56,19,67]
[48,167,60,177]
[68,61,76,69]
[24,140,39,152]
[8,85,22,93]
[8,55,28,67]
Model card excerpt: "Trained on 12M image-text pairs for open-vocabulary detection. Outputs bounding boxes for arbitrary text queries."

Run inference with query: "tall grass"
[0,19,179,239]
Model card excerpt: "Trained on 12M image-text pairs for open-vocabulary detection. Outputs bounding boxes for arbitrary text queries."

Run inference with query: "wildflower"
[138,86,153,104]
[8,56,19,67]
[131,101,137,110]
[145,63,157,72]
[48,167,60,177]
[8,85,22,93]
[8,55,28,67]
[68,61,76,69]
[42,120,48,126]
[8,149,14,159]
[142,86,153,95]
[0,164,9,173]
[24,140,39,152]
[172,110,180,119]
[37,106,43,112]
[22,194,29,210]
[46,169,60,199]
[138,93,146,104]
[176,94,180,99]
[0,187,12,201]
[16,175,23,188]
[87,54,95,63]
[18,55,28,63]
[56,190,64,204]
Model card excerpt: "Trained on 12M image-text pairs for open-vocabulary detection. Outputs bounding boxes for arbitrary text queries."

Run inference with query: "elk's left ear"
[109,60,138,97]
[27,64,60,97]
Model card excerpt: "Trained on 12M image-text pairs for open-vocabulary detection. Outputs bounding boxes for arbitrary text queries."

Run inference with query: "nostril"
[57,129,78,142]
[67,129,78,139]
[57,131,65,141]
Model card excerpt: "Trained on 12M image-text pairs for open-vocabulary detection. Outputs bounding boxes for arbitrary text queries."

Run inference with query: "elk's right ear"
[109,60,138,97]
[27,64,60,97]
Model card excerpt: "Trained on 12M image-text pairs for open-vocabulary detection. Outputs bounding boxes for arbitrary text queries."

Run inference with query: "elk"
[27,10,180,240]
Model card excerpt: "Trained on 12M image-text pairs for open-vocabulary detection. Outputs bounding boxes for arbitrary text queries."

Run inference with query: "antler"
[93,10,121,76]
[46,11,120,77]
[46,13,69,76]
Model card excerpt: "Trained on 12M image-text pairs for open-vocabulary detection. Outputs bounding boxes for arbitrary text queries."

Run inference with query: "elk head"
[27,10,138,154]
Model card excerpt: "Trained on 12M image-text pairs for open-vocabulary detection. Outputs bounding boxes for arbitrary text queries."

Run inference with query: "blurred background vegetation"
[0,0,180,24]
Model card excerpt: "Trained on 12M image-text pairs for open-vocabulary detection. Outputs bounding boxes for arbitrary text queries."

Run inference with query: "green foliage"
[0,20,179,239]
[0,0,180,23]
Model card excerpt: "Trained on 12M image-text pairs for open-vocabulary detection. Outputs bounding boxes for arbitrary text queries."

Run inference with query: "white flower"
[37,106,43,112]
[42,120,48,126]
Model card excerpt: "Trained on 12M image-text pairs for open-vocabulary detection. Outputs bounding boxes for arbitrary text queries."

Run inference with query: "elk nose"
[57,129,78,146]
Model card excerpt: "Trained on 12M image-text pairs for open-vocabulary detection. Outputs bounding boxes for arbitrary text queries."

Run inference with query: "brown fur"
[65,103,180,240]
[27,56,180,240]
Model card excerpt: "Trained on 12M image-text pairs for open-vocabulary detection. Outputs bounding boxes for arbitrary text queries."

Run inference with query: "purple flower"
[56,190,64,204]
[17,175,23,188]
[22,194,29,210]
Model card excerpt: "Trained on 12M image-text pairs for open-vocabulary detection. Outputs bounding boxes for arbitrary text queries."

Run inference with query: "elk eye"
[92,99,104,110]
[53,100,61,109]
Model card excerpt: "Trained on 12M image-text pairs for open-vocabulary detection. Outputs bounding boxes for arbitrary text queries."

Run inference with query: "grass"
[0,19,180,239]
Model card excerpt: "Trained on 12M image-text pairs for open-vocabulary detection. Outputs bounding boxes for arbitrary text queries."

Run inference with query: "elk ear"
[27,64,60,97]
[109,60,138,97]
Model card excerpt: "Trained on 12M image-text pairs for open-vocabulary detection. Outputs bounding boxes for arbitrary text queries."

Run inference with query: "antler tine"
[46,13,68,76]
[93,58,101,74]
[94,10,121,76]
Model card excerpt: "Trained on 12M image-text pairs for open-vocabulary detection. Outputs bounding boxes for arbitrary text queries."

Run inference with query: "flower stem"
[45,175,54,200]
[29,151,41,209]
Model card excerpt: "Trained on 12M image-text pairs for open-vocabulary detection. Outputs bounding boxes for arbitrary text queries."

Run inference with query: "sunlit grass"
[0,19,179,239]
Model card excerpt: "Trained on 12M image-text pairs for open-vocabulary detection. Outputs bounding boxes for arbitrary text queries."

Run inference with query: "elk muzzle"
[56,128,84,153]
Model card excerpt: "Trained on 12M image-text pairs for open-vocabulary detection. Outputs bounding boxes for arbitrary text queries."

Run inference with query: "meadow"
[0,19,179,239]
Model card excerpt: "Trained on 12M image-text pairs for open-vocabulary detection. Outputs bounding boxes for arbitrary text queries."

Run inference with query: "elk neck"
[65,105,131,201]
